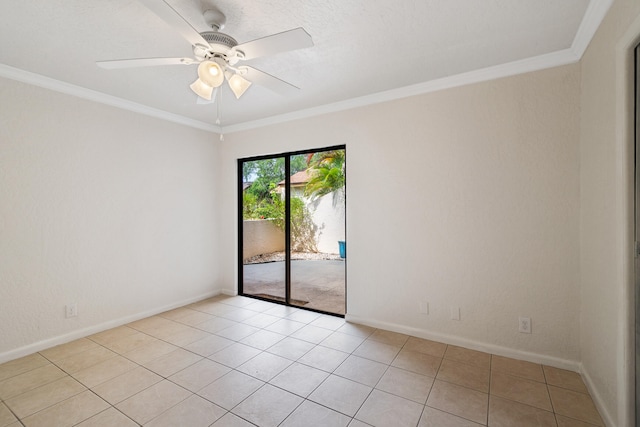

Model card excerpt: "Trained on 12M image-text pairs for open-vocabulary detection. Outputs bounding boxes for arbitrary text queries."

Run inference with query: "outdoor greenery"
[304,150,346,200]
[242,149,345,253]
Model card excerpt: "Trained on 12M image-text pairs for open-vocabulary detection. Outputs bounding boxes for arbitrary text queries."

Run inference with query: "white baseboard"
[345,314,581,372]
[580,364,615,427]
[0,290,222,365]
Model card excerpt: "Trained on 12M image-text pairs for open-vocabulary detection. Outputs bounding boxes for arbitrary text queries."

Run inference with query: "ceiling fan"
[97,0,313,102]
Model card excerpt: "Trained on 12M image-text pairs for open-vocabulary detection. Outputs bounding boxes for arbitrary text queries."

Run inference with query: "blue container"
[338,241,346,258]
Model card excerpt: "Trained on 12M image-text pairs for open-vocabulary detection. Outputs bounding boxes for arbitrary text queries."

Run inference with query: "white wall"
[0,77,222,361]
[579,0,640,425]
[219,64,582,366]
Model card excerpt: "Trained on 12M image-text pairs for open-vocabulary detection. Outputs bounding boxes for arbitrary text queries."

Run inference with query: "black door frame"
[237,144,346,316]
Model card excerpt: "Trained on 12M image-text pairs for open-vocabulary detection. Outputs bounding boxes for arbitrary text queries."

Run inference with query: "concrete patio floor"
[242,260,346,315]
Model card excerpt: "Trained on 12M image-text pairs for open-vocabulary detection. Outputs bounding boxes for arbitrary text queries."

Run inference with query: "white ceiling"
[0,0,610,133]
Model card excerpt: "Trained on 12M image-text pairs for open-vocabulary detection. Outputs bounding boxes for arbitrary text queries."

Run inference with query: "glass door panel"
[289,149,346,315]
[241,157,286,302]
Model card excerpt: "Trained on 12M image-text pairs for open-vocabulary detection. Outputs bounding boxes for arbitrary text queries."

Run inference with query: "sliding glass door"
[238,146,346,315]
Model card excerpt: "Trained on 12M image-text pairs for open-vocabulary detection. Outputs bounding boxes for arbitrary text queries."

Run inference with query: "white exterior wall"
[307,191,346,254]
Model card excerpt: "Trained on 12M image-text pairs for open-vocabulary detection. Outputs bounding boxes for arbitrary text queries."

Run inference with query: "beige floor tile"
[376,366,434,404]
[158,307,194,321]
[543,366,588,394]
[320,332,366,353]
[173,310,215,327]
[310,315,346,331]
[286,309,322,324]
[39,339,99,362]
[356,389,424,427]
[269,362,329,398]
[0,364,66,400]
[75,407,138,427]
[215,323,260,341]
[488,395,556,427]
[168,359,231,392]
[53,346,117,374]
[349,420,373,427]
[491,355,545,383]
[308,374,372,417]
[240,329,286,350]
[490,371,552,411]
[298,345,349,372]
[334,355,388,387]
[122,339,178,365]
[368,330,409,347]
[115,380,191,425]
[220,308,261,322]
[198,370,264,410]
[208,343,262,368]
[21,390,109,427]
[443,346,491,369]
[437,359,490,393]
[419,407,484,426]
[233,384,304,427]
[196,317,238,334]
[142,348,202,377]
[392,349,442,377]
[548,385,603,426]
[404,337,447,358]
[88,326,139,346]
[555,414,601,426]
[266,337,315,361]
[150,323,197,341]
[211,412,256,426]
[0,354,50,382]
[265,319,306,336]
[0,402,18,427]
[100,331,156,354]
[146,394,225,427]
[336,322,376,339]
[280,400,351,427]
[5,376,86,419]
[242,313,281,329]
[162,327,211,347]
[92,366,162,405]
[71,355,137,388]
[184,334,234,357]
[237,351,292,381]
[353,340,401,364]
[290,324,334,344]
[426,380,488,425]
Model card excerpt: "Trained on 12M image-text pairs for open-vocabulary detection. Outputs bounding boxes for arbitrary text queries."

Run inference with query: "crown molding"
[0,63,220,134]
[0,0,611,137]
[222,48,580,134]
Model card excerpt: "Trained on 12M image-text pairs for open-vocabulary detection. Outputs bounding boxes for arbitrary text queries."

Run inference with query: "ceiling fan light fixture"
[189,78,214,100]
[228,73,252,99]
[197,60,224,87]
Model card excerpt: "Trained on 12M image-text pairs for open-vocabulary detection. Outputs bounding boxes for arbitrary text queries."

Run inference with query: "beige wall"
[219,64,582,367]
[242,220,285,260]
[0,77,221,361]
[580,0,640,425]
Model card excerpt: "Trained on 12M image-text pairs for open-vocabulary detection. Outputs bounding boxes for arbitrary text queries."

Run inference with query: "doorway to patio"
[238,146,346,316]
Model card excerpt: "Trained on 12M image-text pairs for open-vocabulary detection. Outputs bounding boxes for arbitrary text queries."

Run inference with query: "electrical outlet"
[450,306,460,321]
[65,303,78,318]
[419,301,429,315]
[519,317,531,333]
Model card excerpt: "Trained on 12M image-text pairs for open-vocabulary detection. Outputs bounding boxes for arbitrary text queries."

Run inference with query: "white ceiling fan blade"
[243,66,299,96]
[138,0,209,47]
[196,88,218,104]
[97,57,195,69]
[235,28,313,61]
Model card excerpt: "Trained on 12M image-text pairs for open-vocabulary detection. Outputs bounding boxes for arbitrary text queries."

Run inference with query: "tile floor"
[0,295,604,427]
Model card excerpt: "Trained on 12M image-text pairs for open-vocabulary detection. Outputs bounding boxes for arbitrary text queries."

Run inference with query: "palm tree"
[304,150,345,200]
